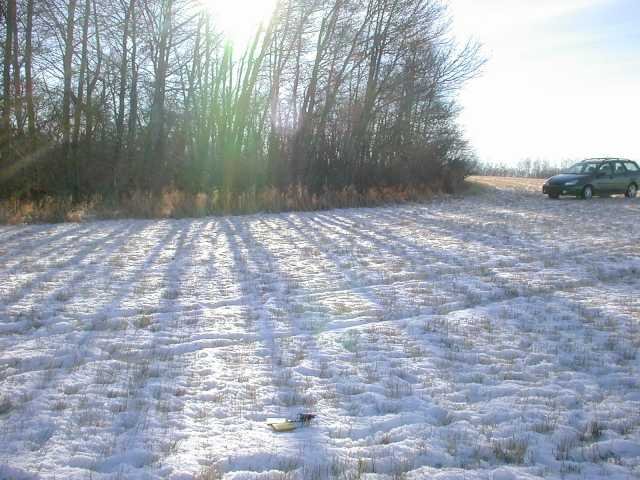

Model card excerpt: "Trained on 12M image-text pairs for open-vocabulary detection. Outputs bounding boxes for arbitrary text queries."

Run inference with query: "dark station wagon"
[543,158,640,199]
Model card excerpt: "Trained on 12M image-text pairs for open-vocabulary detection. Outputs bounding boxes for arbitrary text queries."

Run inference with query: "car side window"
[624,161,639,172]
[599,163,613,176]
[614,162,627,175]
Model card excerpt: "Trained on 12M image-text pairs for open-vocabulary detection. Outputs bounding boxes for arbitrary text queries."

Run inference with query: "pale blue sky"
[449,0,640,166]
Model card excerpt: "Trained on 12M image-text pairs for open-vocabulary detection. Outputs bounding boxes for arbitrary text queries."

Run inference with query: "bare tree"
[62,0,78,148]
[2,0,15,132]
[114,0,133,175]
[25,0,35,136]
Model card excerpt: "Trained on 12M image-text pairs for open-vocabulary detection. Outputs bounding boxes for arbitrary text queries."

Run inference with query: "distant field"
[1,177,639,479]
[467,176,545,192]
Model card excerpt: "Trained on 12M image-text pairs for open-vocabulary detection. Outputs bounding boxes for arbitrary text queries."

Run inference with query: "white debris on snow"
[0,183,639,479]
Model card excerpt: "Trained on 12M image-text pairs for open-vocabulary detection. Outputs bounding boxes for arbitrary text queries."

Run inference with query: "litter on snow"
[266,413,317,432]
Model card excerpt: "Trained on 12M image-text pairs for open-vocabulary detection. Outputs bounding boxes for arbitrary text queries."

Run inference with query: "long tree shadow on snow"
[216,216,336,475]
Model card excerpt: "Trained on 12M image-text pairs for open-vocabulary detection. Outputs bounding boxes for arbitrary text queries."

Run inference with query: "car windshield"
[563,162,602,174]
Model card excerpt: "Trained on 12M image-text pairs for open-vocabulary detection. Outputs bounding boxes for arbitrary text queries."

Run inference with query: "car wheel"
[626,183,638,198]
[582,185,593,200]
[548,193,559,199]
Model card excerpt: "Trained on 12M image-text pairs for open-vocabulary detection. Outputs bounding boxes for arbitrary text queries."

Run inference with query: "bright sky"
[449,0,640,166]
[200,0,278,47]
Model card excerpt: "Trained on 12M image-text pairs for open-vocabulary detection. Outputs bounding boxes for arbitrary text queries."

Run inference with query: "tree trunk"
[69,0,91,196]
[25,0,35,136]
[62,0,78,150]
[147,0,173,188]
[11,2,22,134]
[73,0,91,147]
[115,0,132,180]
[127,0,138,166]
[2,0,15,132]
[85,0,102,146]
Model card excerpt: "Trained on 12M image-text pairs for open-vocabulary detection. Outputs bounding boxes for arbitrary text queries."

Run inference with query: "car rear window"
[624,162,639,172]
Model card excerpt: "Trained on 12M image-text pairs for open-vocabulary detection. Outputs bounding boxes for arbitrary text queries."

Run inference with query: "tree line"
[0,0,482,201]
[476,158,572,179]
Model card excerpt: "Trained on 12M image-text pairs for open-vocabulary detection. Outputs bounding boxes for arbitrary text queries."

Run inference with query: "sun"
[198,0,278,47]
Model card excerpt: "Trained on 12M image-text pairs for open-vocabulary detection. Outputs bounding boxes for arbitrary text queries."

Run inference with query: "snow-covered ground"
[1,178,639,480]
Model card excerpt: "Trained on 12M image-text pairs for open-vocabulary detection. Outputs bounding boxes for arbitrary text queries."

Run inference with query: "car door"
[594,162,614,193]
[624,161,640,185]
[612,161,629,193]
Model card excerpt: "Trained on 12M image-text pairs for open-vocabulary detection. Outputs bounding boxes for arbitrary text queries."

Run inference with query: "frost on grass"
[1,181,640,479]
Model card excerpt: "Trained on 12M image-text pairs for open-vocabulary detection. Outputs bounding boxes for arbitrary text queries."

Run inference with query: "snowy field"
[1,178,640,480]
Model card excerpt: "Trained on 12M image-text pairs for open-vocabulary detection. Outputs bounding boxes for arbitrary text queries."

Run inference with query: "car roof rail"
[583,157,631,162]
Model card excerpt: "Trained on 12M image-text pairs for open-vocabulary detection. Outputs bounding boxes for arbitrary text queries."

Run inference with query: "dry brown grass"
[0,184,442,224]
[466,175,545,192]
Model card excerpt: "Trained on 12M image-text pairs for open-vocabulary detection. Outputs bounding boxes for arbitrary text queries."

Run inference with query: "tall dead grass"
[0,183,443,224]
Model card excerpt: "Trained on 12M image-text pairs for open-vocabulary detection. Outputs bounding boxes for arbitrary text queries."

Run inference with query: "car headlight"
[564,180,579,186]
